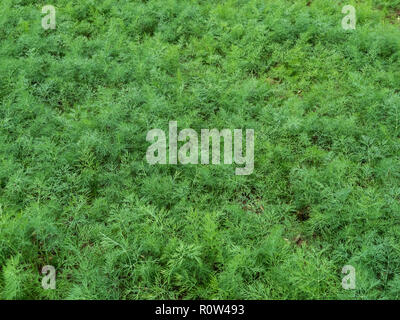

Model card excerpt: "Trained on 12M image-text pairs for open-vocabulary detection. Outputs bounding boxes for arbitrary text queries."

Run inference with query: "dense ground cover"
[1,0,400,299]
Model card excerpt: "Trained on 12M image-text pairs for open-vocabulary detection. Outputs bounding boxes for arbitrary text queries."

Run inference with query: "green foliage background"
[0,0,400,299]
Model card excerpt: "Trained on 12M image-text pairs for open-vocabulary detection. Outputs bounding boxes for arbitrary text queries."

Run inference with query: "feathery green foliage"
[1,0,400,299]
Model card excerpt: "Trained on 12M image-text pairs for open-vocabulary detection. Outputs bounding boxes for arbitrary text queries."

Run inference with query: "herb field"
[1,0,400,299]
